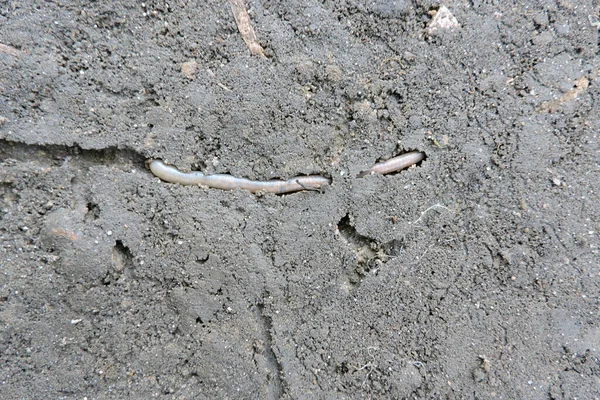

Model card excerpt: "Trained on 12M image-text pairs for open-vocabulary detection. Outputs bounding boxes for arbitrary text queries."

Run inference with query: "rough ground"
[1,1,599,399]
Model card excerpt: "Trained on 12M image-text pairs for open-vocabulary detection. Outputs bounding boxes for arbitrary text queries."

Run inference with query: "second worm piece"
[149,160,330,194]
[358,151,425,177]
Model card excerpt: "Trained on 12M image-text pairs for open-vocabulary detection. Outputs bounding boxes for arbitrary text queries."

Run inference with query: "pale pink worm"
[149,151,424,192]
[148,160,330,194]
[357,151,425,177]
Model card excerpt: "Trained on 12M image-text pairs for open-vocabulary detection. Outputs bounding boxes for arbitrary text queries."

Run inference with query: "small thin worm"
[149,151,424,193]
[357,151,425,178]
[148,160,331,194]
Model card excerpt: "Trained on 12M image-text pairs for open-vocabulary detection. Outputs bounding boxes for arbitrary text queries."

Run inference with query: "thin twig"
[206,68,232,91]
[228,0,266,56]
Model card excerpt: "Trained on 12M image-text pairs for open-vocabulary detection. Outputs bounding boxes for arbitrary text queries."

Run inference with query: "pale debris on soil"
[181,60,198,79]
[228,0,265,56]
[537,76,590,112]
[427,5,460,35]
[0,43,22,56]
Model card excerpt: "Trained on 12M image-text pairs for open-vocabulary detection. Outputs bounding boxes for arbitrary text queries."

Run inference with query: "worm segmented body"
[148,160,331,194]
[149,151,425,193]
[357,151,425,177]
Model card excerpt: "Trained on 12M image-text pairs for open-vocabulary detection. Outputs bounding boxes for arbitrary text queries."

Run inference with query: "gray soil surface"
[1,1,599,399]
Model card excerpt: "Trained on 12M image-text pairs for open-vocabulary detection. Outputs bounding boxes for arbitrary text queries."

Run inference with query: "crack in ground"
[0,138,146,172]
[252,303,284,400]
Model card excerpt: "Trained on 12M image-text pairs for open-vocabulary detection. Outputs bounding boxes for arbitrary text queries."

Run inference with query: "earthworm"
[357,151,425,177]
[149,150,424,193]
[148,160,331,194]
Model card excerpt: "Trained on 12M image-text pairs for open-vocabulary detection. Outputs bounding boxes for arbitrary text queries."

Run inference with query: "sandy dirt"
[1,1,599,399]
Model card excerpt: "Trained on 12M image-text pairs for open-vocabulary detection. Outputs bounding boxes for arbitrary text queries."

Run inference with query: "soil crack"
[251,303,284,400]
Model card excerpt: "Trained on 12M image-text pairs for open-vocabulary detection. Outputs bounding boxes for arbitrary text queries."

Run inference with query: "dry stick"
[228,0,265,56]
[206,68,232,92]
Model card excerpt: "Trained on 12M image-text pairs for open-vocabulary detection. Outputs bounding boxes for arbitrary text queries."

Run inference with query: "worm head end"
[357,169,373,178]
[145,159,156,170]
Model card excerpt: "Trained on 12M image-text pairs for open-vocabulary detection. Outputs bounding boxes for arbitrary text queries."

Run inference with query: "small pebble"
[427,6,460,35]
[181,60,198,79]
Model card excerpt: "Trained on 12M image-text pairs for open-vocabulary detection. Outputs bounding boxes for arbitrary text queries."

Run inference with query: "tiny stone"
[427,6,460,35]
[182,60,198,79]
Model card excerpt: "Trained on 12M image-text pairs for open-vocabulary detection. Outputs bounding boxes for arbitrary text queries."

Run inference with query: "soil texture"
[1,1,599,398]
